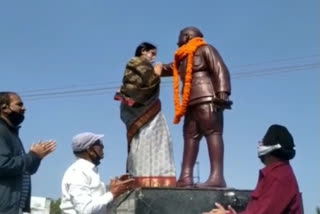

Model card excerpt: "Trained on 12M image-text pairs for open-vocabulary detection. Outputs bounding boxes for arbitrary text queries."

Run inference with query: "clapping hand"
[30,140,56,159]
[109,176,135,198]
[202,203,237,214]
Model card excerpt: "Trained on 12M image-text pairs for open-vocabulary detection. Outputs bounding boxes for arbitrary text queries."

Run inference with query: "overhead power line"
[229,54,319,69]
[19,59,319,101]
[18,54,319,96]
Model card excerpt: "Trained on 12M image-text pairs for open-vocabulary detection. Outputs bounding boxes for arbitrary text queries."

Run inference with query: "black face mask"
[89,149,102,166]
[8,109,25,127]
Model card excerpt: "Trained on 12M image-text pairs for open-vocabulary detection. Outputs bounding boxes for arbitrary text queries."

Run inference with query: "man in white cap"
[203,124,303,214]
[60,132,134,214]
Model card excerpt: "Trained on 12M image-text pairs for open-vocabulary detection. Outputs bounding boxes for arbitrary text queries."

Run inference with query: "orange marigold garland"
[173,37,206,124]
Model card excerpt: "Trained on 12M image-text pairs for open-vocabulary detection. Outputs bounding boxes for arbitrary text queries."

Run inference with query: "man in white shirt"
[60,132,134,214]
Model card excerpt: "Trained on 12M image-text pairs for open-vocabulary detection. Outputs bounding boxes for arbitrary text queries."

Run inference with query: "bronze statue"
[161,27,232,188]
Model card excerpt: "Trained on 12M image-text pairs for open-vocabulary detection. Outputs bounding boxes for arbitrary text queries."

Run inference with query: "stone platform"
[107,187,251,214]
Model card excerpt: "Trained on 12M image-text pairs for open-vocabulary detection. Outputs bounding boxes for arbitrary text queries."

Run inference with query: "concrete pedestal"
[107,187,251,214]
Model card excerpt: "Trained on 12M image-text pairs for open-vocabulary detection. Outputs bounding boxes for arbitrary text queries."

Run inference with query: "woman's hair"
[135,42,157,57]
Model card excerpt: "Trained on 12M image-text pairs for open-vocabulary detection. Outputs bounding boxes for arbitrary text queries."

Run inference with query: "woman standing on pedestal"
[114,42,176,187]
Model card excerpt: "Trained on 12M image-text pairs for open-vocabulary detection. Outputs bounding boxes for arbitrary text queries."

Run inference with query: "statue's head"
[177,26,204,47]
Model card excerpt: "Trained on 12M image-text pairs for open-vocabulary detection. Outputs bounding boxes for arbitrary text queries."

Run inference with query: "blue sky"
[0,0,319,213]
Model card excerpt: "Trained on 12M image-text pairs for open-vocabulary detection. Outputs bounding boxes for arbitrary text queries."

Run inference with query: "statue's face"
[177,30,188,47]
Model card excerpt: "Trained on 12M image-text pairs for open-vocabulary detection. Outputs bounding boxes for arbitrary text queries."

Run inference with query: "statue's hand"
[217,92,229,101]
[214,92,232,110]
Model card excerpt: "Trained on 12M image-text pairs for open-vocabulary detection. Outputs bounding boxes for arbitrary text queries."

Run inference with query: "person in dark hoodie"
[0,91,56,214]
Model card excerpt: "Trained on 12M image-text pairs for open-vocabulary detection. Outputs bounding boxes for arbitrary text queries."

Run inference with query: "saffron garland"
[172,37,206,124]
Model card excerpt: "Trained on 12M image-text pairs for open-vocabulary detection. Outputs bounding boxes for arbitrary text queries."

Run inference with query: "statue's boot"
[176,137,200,188]
[196,134,226,188]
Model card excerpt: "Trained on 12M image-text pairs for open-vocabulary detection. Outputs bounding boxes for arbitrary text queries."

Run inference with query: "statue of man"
[161,27,232,188]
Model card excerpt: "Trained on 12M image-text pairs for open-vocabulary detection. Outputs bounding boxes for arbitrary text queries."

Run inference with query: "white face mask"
[257,143,282,157]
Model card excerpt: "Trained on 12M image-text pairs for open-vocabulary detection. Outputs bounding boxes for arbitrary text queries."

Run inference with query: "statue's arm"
[203,45,231,97]
[161,63,174,77]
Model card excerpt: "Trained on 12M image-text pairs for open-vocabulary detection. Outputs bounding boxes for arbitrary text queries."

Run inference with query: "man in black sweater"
[0,91,56,214]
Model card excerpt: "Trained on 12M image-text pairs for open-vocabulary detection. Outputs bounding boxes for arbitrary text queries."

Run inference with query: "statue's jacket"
[162,44,231,106]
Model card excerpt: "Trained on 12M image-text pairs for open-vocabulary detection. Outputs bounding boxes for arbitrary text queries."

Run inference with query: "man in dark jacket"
[0,91,56,214]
